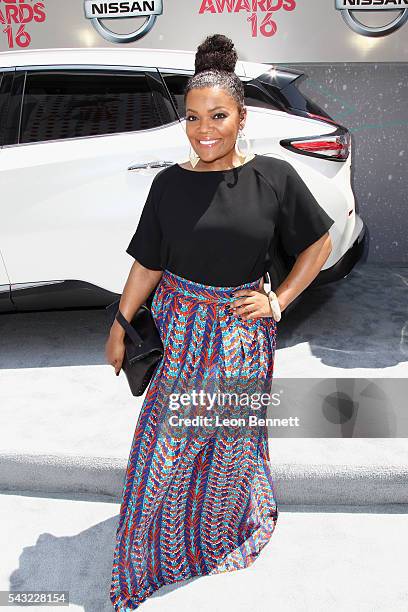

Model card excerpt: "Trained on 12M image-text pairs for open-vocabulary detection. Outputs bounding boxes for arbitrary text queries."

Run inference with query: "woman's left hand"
[230,277,276,320]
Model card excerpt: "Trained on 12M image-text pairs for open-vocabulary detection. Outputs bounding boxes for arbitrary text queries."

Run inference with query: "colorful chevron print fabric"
[110,269,279,611]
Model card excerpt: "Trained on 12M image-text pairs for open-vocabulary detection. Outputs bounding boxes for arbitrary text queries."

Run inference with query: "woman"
[106,34,334,611]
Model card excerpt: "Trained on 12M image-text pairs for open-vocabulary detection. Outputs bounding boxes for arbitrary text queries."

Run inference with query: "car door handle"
[128,160,174,170]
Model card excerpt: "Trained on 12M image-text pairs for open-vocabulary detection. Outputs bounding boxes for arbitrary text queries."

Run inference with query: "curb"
[0,452,407,504]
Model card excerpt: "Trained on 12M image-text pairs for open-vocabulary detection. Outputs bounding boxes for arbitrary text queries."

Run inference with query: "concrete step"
[1,491,407,612]
[1,444,407,504]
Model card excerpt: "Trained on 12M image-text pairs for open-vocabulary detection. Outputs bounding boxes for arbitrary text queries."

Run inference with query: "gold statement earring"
[189,145,200,168]
[235,129,253,164]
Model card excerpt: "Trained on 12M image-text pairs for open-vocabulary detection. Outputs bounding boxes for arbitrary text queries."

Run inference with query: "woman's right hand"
[105,329,126,376]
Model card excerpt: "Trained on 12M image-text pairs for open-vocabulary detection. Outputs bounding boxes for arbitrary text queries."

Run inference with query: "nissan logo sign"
[84,0,163,44]
[335,0,408,37]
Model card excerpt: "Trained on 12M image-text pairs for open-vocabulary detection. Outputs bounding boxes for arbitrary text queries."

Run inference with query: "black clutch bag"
[105,298,164,396]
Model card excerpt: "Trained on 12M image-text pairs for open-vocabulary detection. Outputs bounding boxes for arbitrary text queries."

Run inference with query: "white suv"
[0,47,366,314]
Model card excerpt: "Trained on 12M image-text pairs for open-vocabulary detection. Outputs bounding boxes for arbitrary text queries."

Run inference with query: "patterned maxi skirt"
[110,269,279,611]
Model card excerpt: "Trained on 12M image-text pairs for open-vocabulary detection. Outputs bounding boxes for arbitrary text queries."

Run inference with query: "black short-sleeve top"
[126,153,335,287]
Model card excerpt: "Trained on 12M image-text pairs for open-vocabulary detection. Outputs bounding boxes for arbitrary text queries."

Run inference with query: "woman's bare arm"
[275,232,333,312]
[110,261,163,338]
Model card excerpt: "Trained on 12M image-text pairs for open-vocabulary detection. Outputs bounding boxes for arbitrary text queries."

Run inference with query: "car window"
[19,69,177,144]
[160,72,283,118]
[0,71,14,146]
[243,82,282,111]
[160,73,190,118]
[0,72,4,144]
